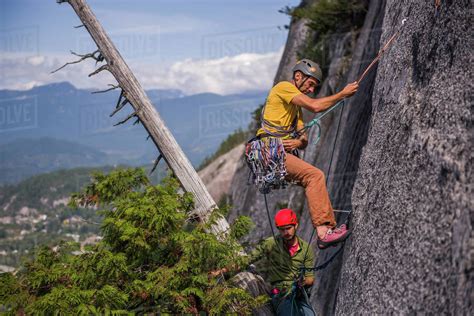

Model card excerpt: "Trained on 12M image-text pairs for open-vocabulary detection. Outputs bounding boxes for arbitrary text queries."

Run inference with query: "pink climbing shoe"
[317,224,351,249]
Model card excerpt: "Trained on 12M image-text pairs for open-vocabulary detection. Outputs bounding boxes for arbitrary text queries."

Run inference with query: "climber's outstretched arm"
[292,82,359,113]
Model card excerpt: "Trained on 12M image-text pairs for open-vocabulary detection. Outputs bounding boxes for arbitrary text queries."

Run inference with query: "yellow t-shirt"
[257,81,304,137]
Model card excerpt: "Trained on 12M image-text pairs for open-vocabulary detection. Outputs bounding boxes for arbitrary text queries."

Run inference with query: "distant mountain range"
[0,138,112,184]
[0,82,266,184]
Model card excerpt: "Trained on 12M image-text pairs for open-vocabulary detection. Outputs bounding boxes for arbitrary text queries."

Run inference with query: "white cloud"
[0,48,283,94]
[134,49,283,94]
[0,52,116,91]
[15,81,41,90]
[27,56,45,66]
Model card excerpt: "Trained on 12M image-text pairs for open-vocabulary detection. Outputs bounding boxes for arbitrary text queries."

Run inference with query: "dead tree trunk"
[56,0,230,235]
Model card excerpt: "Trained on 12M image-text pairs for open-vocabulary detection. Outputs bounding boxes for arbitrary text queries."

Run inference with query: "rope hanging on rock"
[357,18,407,83]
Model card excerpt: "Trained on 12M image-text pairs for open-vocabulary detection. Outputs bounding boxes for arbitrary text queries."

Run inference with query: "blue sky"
[0,0,299,94]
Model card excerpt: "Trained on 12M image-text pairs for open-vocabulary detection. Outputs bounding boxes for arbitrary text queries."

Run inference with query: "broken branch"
[150,154,163,174]
[92,84,120,94]
[71,50,104,63]
[88,64,109,77]
[114,90,124,108]
[110,97,129,117]
[95,53,104,65]
[113,111,137,126]
[51,49,101,74]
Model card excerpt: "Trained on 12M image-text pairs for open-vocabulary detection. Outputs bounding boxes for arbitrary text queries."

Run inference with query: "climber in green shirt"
[249,209,315,291]
[248,209,315,315]
[211,209,316,315]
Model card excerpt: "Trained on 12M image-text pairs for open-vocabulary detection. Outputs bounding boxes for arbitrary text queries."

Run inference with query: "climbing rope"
[295,98,346,136]
[264,192,285,256]
[357,18,407,83]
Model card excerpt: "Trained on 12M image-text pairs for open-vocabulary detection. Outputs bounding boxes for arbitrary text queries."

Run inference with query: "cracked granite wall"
[336,0,472,314]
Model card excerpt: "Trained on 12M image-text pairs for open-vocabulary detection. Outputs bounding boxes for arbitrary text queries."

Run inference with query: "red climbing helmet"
[274,209,298,227]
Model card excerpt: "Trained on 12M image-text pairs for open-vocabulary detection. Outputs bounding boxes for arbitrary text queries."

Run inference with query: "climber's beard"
[281,229,296,243]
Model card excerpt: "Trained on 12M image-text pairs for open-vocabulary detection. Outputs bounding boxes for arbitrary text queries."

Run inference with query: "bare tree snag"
[56,0,230,235]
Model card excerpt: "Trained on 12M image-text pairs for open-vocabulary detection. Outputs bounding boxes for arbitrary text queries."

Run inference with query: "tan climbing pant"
[285,153,336,228]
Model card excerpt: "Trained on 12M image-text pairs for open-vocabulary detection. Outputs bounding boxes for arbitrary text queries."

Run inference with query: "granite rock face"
[336,0,472,314]
[228,0,471,314]
[304,1,387,314]
[199,144,245,203]
[273,0,315,85]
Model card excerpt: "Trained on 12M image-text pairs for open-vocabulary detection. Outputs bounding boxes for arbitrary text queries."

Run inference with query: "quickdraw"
[245,136,288,193]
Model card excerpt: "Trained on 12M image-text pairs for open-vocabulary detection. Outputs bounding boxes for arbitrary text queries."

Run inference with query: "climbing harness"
[246,99,346,194]
[275,282,315,316]
[245,96,302,192]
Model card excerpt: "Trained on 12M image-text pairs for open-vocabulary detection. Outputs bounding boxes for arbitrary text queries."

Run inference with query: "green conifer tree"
[0,168,265,314]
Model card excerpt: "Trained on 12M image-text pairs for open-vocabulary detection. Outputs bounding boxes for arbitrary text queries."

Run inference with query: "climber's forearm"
[291,81,359,113]
[292,91,345,113]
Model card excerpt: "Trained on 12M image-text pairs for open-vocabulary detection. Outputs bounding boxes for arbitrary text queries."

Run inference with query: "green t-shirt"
[248,235,315,290]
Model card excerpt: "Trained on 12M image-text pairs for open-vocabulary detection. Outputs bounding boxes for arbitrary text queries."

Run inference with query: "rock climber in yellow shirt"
[257,59,358,249]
